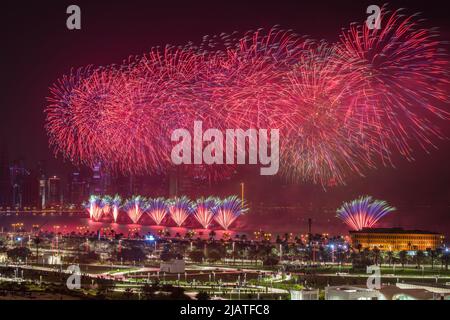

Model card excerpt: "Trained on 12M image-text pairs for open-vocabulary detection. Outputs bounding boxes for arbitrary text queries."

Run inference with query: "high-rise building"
[89,162,111,195]
[69,171,87,205]
[0,144,11,207]
[48,176,62,207]
[22,170,39,208]
[168,168,206,198]
[39,177,47,209]
[37,161,47,209]
[10,160,28,208]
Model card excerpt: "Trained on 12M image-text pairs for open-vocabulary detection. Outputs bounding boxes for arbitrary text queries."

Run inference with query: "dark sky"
[1,0,449,235]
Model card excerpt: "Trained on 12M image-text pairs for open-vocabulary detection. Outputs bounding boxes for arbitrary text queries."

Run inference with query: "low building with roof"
[349,227,444,251]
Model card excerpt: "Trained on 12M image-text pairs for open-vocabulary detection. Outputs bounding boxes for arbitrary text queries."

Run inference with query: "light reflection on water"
[0,212,237,239]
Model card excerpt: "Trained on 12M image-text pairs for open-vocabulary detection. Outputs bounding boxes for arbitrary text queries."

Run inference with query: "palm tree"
[372,247,381,266]
[386,251,394,266]
[416,250,425,268]
[427,249,438,270]
[399,250,408,268]
[34,236,41,263]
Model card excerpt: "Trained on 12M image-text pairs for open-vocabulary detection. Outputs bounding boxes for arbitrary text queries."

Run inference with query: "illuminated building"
[48,176,62,206]
[10,160,28,208]
[39,177,46,209]
[349,228,444,251]
[22,169,39,207]
[0,144,12,207]
[69,172,87,205]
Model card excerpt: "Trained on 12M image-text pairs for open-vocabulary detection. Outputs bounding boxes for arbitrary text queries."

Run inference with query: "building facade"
[47,176,62,207]
[350,228,444,251]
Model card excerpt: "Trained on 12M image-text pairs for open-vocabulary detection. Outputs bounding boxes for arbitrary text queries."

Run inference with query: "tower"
[0,143,11,206]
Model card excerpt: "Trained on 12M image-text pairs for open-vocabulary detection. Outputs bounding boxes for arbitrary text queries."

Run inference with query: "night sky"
[1,0,449,236]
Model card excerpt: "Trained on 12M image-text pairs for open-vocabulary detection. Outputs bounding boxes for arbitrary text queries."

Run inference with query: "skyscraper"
[22,169,39,207]
[69,171,87,205]
[37,161,47,209]
[89,162,110,196]
[0,143,11,207]
[48,176,62,207]
[10,160,28,208]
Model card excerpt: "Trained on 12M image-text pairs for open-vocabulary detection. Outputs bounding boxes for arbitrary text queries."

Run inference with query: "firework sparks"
[112,195,122,223]
[147,197,169,225]
[336,5,450,163]
[214,196,247,230]
[193,197,218,229]
[85,195,103,221]
[45,11,449,186]
[169,196,193,227]
[123,196,148,224]
[336,195,395,231]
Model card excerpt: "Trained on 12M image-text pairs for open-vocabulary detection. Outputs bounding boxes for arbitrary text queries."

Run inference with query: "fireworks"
[336,6,449,163]
[336,195,395,230]
[88,195,246,229]
[82,194,243,230]
[214,196,247,230]
[123,196,148,224]
[278,43,378,185]
[193,197,218,229]
[85,195,103,221]
[45,7,449,186]
[169,196,193,227]
[147,197,169,225]
[111,195,122,223]
[101,195,113,217]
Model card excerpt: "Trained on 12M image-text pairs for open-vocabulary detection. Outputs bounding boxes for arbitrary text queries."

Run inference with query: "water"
[0,212,237,239]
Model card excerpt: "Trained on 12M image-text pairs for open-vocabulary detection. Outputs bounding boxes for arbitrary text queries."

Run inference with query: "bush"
[189,250,205,263]
[7,247,31,262]
[117,247,146,262]
[207,250,222,262]
[263,255,280,266]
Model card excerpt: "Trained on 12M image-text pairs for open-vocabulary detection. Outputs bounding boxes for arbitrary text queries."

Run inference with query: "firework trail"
[147,197,169,225]
[169,196,193,227]
[336,195,395,230]
[101,195,113,217]
[45,10,449,186]
[336,5,450,164]
[214,196,246,230]
[85,195,103,221]
[123,196,148,224]
[112,195,122,223]
[278,43,379,186]
[193,197,218,229]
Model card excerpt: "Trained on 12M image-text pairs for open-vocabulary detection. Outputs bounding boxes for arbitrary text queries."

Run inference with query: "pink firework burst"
[214,196,247,230]
[147,197,169,225]
[169,196,193,227]
[336,5,450,163]
[193,197,218,229]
